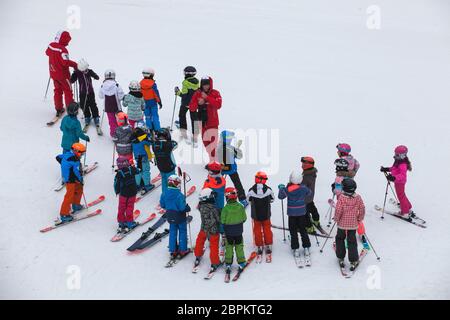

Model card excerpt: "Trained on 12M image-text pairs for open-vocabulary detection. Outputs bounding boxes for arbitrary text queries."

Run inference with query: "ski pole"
[44,76,51,100]
[170,94,178,132]
[364,232,381,261]
[313,231,320,247]
[183,171,193,250]
[82,192,89,212]
[381,173,390,220]
[320,220,336,253]
[281,198,286,242]
[111,143,116,172]
[83,141,88,167]
[100,109,105,129]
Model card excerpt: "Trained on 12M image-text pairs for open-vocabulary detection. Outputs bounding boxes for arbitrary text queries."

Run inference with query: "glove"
[158,101,163,109]
[380,166,390,173]
[85,136,90,142]
[185,204,191,213]
[278,184,285,190]
[387,174,396,182]
[174,86,180,94]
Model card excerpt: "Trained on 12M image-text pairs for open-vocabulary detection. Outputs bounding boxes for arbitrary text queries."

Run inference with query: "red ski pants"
[53,78,74,111]
[60,182,83,216]
[117,195,136,223]
[252,219,273,247]
[194,230,220,265]
[201,126,218,162]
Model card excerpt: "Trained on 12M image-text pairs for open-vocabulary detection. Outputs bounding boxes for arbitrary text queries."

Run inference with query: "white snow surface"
[0,0,449,299]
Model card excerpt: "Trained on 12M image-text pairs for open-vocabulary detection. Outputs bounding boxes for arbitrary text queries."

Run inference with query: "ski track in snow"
[0,0,450,299]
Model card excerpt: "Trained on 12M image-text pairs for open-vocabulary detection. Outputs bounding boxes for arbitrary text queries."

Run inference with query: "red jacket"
[189,77,222,128]
[45,31,77,81]
[334,193,365,230]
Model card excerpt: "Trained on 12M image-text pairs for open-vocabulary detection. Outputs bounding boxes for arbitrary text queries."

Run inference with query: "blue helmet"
[221,130,235,143]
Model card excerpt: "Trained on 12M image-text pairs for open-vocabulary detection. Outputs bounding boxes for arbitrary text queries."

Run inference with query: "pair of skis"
[82,123,103,135]
[374,205,426,228]
[110,211,158,242]
[134,173,162,203]
[293,248,312,268]
[224,251,257,283]
[54,162,99,192]
[339,248,369,278]
[40,195,105,233]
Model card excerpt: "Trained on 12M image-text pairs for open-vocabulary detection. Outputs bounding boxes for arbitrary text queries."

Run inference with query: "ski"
[127,214,167,251]
[232,251,257,281]
[96,125,103,136]
[204,263,222,280]
[54,162,99,192]
[111,212,157,242]
[224,267,231,283]
[53,195,105,222]
[130,215,193,253]
[388,199,426,224]
[40,209,102,233]
[46,113,64,126]
[345,248,369,278]
[294,251,305,268]
[165,249,192,268]
[134,174,162,203]
[339,260,348,277]
[374,205,426,228]
[304,248,311,267]
[271,224,332,238]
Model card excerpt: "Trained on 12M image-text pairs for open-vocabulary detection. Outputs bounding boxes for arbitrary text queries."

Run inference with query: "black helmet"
[67,102,79,116]
[155,127,171,141]
[334,158,349,172]
[183,66,197,76]
[342,178,357,194]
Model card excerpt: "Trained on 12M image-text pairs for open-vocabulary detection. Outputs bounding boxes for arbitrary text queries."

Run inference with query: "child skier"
[300,156,323,233]
[221,187,248,276]
[140,68,162,132]
[193,188,221,272]
[60,102,90,153]
[122,80,145,128]
[98,69,124,137]
[56,143,86,223]
[247,171,274,261]
[332,158,350,198]
[278,171,312,262]
[336,143,360,178]
[334,178,366,270]
[114,156,140,232]
[175,66,200,145]
[160,175,191,259]
[151,128,178,193]
[217,130,248,207]
[203,162,226,210]
[380,145,414,218]
[112,112,134,165]
[131,123,155,194]
[70,58,101,133]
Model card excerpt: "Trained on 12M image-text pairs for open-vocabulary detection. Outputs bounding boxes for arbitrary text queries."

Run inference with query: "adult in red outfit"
[45,30,78,116]
[189,76,222,163]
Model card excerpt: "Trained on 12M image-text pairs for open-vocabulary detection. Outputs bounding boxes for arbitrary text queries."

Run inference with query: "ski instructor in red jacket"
[45,30,78,117]
[189,76,222,163]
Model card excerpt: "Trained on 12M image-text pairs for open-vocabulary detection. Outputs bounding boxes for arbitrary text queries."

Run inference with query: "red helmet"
[225,187,238,200]
[116,112,128,126]
[207,162,222,175]
[301,156,315,170]
[71,143,86,158]
[255,171,268,184]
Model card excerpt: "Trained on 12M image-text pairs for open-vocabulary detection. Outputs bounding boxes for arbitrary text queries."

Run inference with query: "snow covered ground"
[0,0,449,299]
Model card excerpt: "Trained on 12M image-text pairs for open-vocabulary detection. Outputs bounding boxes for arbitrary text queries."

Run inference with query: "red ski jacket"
[45,31,77,81]
[189,77,222,128]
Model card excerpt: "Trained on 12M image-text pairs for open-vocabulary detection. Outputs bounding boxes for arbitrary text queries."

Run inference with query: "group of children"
[54,59,416,272]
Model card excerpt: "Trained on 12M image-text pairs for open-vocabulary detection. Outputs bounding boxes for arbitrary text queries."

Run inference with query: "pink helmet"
[394,145,408,155]
[336,143,351,154]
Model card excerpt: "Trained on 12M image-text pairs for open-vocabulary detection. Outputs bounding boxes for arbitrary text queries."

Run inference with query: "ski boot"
[141,184,155,195]
[126,221,138,230]
[256,246,263,263]
[238,261,247,271]
[117,222,126,233]
[60,214,74,223]
[304,247,311,266]
[408,210,416,219]
[265,245,272,263]
[72,204,84,214]
[338,259,345,268]
[361,235,370,250]
[56,108,65,117]
[350,261,359,271]
[194,257,201,267]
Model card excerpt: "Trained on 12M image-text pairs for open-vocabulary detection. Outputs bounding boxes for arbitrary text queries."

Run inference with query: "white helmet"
[129,80,140,91]
[77,58,89,72]
[289,170,303,184]
[142,68,155,77]
[199,188,215,202]
[168,174,181,188]
[136,120,146,129]
[104,69,116,80]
